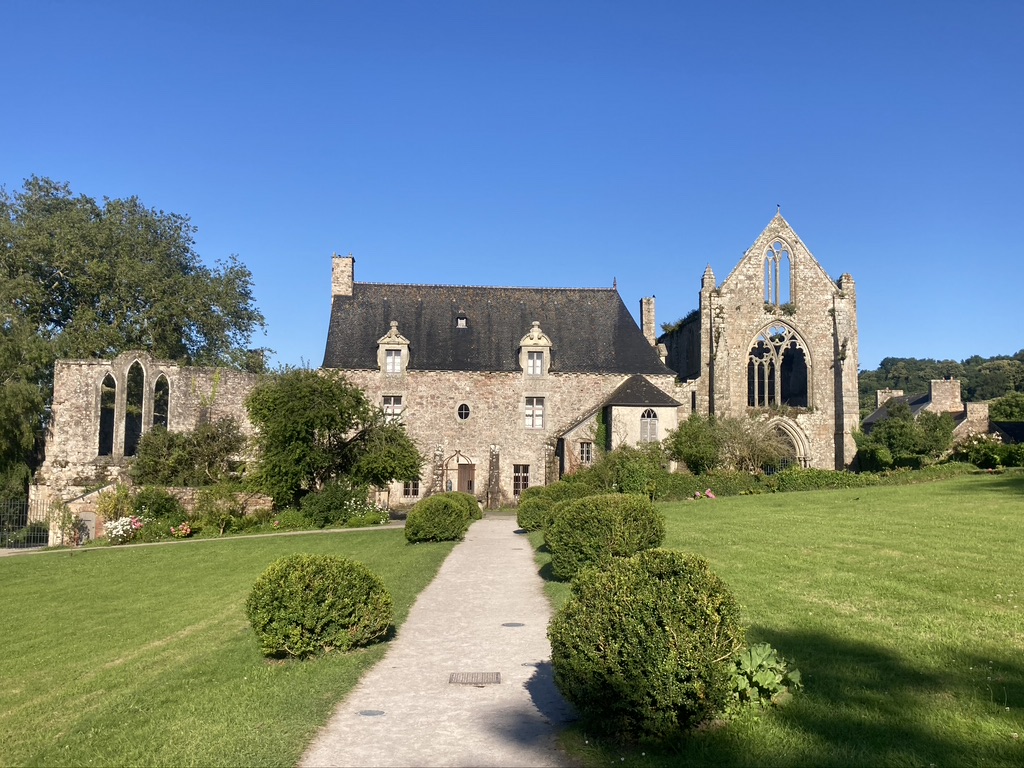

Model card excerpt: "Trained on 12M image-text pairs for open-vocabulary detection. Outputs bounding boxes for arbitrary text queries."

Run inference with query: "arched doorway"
[443,450,476,494]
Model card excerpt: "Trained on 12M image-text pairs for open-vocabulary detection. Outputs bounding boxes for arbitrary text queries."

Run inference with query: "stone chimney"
[640,296,657,346]
[332,254,354,297]
[927,379,963,415]
[876,388,904,409]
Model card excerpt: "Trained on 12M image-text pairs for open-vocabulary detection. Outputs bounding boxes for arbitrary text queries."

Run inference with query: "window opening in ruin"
[640,409,659,443]
[513,464,530,497]
[153,375,169,430]
[527,350,544,375]
[457,403,470,420]
[579,441,593,464]
[764,240,792,306]
[403,480,420,497]
[747,324,809,408]
[525,397,544,429]
[383,395,403,421]
[385,349,401,373]
[99,374,116,456]
[124,362,145,456]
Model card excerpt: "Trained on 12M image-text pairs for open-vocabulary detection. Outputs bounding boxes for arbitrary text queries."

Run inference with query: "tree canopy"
[0,176,266,496]
[246,369,423,507]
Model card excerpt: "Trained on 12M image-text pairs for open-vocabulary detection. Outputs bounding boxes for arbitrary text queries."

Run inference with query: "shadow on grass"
[594,627,1024,767]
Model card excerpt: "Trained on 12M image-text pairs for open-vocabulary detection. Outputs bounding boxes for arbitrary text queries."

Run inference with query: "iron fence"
[1,498,51,549]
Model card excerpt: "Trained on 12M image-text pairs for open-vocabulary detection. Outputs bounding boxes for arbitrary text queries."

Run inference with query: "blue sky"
[4,1,1021,370]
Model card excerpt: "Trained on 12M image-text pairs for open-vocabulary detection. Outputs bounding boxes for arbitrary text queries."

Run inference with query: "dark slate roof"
[603,375,681,407]
[862,392,931,432]
[323,283,673,374]
[993,422,1024,444]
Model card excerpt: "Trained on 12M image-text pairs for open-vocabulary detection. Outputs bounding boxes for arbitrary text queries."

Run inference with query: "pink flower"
[705,489,716,499]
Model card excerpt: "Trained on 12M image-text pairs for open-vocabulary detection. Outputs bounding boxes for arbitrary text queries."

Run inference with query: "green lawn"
[0,530,455,767]
[538,472,1024,767]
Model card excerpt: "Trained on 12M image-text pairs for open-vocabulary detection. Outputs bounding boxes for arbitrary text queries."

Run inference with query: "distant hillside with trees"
[859,351,1024,419]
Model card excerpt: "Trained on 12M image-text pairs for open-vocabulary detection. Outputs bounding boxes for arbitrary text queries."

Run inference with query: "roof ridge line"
[354,282,617,291]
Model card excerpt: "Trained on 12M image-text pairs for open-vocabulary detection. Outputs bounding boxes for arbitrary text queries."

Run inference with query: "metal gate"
[1,498,50,549]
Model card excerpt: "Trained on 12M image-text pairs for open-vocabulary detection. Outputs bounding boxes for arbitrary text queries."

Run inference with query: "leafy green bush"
[273,509,308,530]
[299,480,372,528]
[730,642,802,710]
[245,554,393,658]
[133,487,186,523]
[950,434,1003,469]
[545,494,664,581]
[517,483,599,531]
[405,494,470,543]
[548,549,745,740]
[194,484,247,535]
[664,414,722,473]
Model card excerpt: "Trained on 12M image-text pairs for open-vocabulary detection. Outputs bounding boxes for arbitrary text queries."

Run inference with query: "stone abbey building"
[34,213,859,509]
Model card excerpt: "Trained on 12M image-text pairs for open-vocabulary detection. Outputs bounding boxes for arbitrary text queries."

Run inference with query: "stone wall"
[342,368,681,507]
[34,352,259,507]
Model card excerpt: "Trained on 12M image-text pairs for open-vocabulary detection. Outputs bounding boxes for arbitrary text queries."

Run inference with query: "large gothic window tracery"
[747,324,809,408]
[764,240,792,306]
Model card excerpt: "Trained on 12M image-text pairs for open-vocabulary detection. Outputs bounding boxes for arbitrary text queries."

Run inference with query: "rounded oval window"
[457,404,470,420]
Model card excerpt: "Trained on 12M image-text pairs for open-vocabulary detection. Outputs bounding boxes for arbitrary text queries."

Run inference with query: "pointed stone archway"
[767,416,810,469]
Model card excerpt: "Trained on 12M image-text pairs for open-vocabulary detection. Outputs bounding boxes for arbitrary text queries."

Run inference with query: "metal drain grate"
[449,672,501,685]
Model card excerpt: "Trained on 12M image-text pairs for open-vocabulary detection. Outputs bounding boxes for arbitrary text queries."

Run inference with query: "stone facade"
[659,212,860,469]
[33,212,863,512]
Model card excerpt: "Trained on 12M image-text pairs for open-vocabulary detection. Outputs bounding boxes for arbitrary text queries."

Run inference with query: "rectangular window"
[513,464,530,497]
[579,441,593,464]
[403,480,420,498]
[527,350,543,375]
[385,349,401,373]
[383,395,402,421]
[525,396,544,429]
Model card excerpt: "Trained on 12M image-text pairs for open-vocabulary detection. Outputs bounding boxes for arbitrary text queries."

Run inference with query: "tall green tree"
[0,176,266,494]
[246,369,423,507]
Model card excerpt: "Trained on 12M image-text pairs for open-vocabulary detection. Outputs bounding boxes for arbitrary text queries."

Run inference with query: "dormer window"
[527,350,544,376]
[456,314,468,329]
[385,349,401,373]
[518,321,552,376]
[377,320,411,375]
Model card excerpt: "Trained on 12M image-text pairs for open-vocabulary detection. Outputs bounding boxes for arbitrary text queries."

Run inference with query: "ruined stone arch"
[124,360,145,456]
[747,323,811,409]
[768,416,810,468]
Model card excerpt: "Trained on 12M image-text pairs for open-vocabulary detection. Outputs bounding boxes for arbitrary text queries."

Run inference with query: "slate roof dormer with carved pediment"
[323,282,673,375]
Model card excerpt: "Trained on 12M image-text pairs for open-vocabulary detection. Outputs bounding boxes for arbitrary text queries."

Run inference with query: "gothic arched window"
[154,374,170,430]
[124,362,145,456]
[747,325,809,408]
[764,240,792,306]
[99,374,116,456]
[640,409,659,443]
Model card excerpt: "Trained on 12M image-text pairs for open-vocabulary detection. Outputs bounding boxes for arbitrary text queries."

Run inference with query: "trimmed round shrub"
[516,482,601,531]
[440,491,481,520]
[405,494,471,542]
[245,554,393,658]
[548,549,744,740]
[544,493,664,581]
[516,496,548,531]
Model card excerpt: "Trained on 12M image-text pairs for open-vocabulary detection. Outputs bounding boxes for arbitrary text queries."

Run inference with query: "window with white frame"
[525,397,544,429]
[579,441,593,464]
[513,464,530,497]
[385,349,402,373]
[383,395,402,421]
[403,480,420,498]
[527,350,544,376]
[640,409,659,443]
